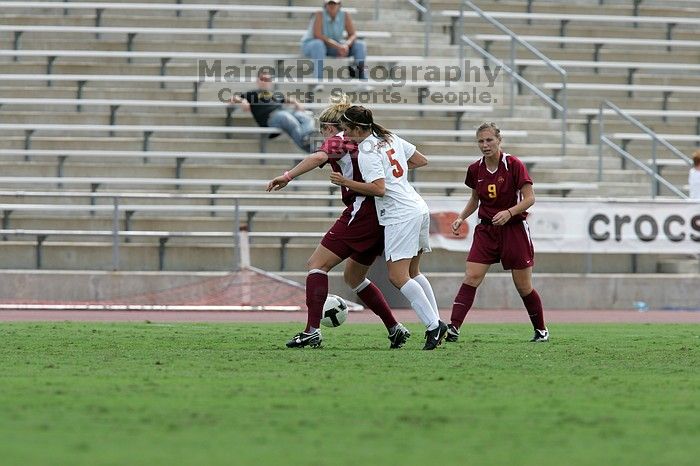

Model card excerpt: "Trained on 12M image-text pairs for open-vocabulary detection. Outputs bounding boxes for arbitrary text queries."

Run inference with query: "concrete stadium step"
[444,21,698,41]
[657,258,699,274]
[524,67,697,86]
[410,166,626,183]
[431,0,688,13]
[2,215,245,232]
[0,156,627,182]
[0,85,195,101]
[595,181,670,197]
[0,136,595,157]
[0,136,309,153]
[0,17,406,32]
[476,46,699,65]
[0,112,228,127]
[0,62,197,77]
[521,95,700,113]
[1,112,512,132]
[2,214,339,235]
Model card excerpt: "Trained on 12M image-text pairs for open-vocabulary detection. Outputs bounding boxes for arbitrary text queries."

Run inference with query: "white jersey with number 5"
[357,134,429,226]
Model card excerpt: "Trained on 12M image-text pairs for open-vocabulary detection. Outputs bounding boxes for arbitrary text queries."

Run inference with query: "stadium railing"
[543,83,700,113]
[0,200,333,270]
[452,1,568,156]
[523,61,700,87]
[0,227,323,271]
[576,108,700,144]
[596,101,691,199]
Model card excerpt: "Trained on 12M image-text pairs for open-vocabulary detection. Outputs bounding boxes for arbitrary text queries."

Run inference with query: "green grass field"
[0,322,698,466]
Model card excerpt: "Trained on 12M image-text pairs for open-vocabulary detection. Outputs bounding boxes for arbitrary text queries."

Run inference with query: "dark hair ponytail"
[341,105,393,143]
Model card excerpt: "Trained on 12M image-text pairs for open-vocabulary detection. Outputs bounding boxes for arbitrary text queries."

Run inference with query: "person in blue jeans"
[300,0,368,89]
[228,70,316,153]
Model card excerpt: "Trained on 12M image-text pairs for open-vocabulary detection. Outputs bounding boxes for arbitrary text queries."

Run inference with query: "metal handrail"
[597,100,690,199]
[406,0,431,57]
[234,198,241,272]
[457,0,567,155]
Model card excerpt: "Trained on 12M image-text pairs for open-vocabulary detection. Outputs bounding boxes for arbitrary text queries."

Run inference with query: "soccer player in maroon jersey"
[266,95,410,349]
[447,122,549,343]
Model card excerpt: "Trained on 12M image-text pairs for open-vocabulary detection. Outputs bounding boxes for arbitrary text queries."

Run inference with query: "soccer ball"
[320,294,349,328]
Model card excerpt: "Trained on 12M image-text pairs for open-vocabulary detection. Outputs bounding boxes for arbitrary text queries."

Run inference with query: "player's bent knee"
[388,272,409,289]
[307,257,333,272]
[464,274,484,288]
[515,284,533,297]
[343,268,366,288]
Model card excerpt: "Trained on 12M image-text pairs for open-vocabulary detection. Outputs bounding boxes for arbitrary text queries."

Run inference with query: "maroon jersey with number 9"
[465,152,532,222]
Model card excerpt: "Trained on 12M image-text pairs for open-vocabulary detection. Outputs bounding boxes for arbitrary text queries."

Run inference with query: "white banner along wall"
[426,198,700,255]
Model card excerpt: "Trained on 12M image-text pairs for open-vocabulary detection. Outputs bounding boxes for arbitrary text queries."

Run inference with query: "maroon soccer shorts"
[321,209,384,266]
[467,220,535,270]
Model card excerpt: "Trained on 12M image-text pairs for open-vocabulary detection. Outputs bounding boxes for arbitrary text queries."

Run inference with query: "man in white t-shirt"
[329,106,448,350]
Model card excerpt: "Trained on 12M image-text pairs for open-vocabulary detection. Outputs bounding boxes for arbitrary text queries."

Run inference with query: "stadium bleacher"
[0,0,697,307]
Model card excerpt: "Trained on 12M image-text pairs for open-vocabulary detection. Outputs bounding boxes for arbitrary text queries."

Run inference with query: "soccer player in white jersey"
[329,105,448,350]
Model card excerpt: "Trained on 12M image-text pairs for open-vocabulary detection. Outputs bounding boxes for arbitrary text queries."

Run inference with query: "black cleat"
[286,329,323,348]
[388,323,411,349]
[445,324,460,343]
[423,320,448,350]
[530,328,549,342]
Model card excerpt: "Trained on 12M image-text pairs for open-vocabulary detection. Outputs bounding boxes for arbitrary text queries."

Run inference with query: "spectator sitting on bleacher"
[689,149,700,200]
[301,0,369,91]
[228,70,316,153]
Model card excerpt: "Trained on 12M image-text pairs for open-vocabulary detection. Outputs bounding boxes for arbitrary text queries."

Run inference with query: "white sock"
[413,274,440,319]
[400,279,439,329]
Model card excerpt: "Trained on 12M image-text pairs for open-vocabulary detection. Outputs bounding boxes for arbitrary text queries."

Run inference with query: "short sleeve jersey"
[465,152,533,222]
[689,167,700,199]
[244,90,284,127]
[319,133,363,207]
[358,134,429,226]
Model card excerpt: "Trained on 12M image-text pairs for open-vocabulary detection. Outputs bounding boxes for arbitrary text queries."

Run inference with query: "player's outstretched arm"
[329,173,385,197]
[267,151,329,191]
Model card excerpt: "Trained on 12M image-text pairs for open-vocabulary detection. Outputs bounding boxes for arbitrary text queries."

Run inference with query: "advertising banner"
[426,198,700,254]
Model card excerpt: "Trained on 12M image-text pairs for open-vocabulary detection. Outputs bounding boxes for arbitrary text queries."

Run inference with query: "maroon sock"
[305,271,328,331]
[522,289,546,331]
[450,283,477,329]
[357,282,398,330]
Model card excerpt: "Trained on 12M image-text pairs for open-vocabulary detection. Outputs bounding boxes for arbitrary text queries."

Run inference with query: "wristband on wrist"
[283,171,293,182]
[507,209,513,218]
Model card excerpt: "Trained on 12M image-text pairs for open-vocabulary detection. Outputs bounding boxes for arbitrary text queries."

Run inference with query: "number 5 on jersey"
[386,149,404,178]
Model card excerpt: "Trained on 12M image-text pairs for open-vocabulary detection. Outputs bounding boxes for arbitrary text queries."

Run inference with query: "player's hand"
[267,177,288,191]
[329,172,346,186]
[492,209,511,226]
[451,217,463,235]
[337,44,350,57]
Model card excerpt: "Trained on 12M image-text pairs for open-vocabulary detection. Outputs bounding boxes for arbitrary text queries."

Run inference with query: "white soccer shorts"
[384,212,431,261]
